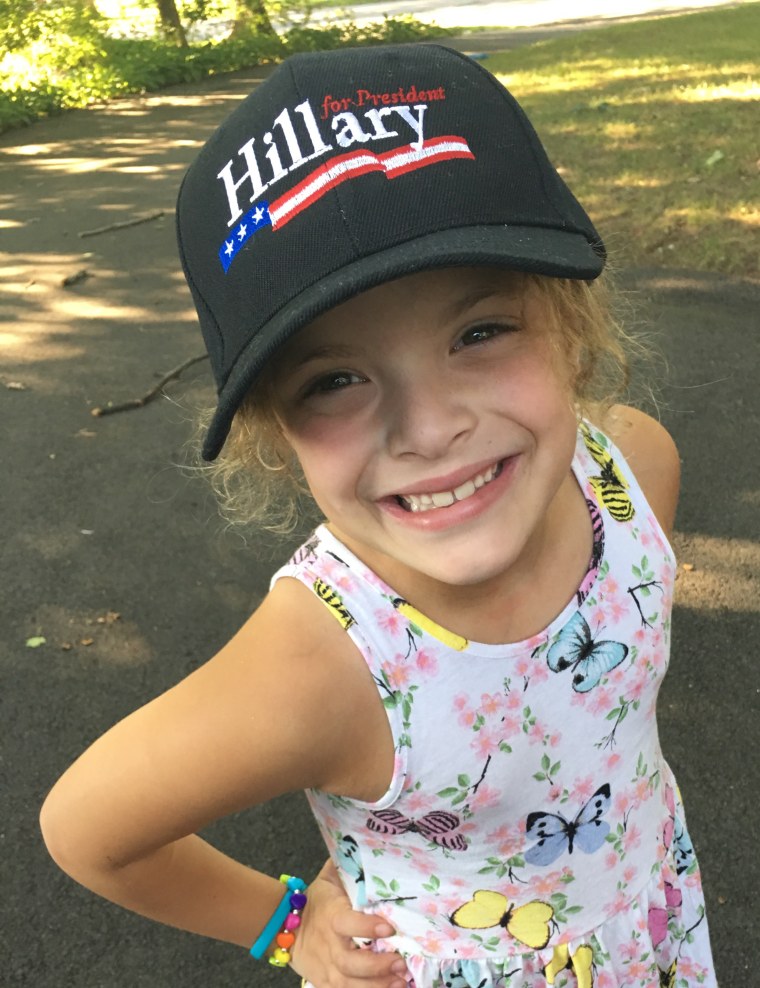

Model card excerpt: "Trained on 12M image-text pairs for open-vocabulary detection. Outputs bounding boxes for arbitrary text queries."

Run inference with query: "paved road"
[319,0,745,29]
[1,19,758,988]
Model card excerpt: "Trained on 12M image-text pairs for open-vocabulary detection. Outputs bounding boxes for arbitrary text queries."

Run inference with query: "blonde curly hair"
[195,270,645,535]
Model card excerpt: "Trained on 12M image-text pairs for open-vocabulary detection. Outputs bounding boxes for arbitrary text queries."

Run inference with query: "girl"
[40,44,717,988]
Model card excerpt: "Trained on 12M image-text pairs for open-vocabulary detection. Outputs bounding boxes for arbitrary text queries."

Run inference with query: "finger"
[333,944,408,982]
[331,908,395,940]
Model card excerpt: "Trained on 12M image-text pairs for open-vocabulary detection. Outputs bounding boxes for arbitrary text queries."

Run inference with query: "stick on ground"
[79,211,166,238]
[91,354,209,417]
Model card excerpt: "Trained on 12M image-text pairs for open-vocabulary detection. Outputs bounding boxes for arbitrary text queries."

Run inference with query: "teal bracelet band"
[250,875,306,960]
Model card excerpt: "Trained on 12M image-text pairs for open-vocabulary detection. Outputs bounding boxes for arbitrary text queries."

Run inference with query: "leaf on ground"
[26,636,46,648]
[704,150,725,167]
[6,381,28,391]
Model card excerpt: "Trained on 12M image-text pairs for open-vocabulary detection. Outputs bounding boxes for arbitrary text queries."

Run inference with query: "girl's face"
[272,267,579,594]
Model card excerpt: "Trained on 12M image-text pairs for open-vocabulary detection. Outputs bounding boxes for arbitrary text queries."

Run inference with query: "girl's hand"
[290,860,409,988]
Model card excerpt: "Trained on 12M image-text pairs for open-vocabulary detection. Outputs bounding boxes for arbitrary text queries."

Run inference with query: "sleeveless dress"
[270,423,717,988]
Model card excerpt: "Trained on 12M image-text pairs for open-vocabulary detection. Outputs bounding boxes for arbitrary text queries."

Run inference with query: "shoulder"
[597,404,681,538]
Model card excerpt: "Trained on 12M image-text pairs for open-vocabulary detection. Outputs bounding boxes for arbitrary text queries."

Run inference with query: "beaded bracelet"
[249,874,308,966]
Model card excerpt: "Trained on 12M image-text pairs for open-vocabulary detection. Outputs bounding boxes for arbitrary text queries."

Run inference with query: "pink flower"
[471,727,501,758]
[376,608,404,635]
[628,960,651,979]
[452,693,470,712]
[514,657,531,677]
[605,851,618,870]
[614,789,632,817]
[571,774,595,803]
[470,783,500,811]
[405,791,431,814]
[530,662,549,683]
[387,661,411,688]
[528,721,546,744]
[606,752,622,771]
[623,865,637,883]
[415,649,438,676]
[458,708,476,728]
[506,692,522,710]
[502,713,522,736]
[623,823,642,852]
[633,778,652,805]
[588,685,615,715]
[480,691,503,715]
[619,937,640,962]
[596,972,615,988]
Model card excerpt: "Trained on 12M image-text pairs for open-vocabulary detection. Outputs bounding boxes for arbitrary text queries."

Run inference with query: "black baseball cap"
[176,43,606,460]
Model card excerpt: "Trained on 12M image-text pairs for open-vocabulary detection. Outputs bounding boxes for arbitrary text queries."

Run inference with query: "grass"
[483,4,759,277]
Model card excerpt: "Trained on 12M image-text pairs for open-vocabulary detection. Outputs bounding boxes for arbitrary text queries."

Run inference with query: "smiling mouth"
[395,461,504,513]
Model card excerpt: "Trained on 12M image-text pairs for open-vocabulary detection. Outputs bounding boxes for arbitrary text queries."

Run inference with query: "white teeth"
[398,462,501,513]
[453,479,476,501]
[432,491,455,508]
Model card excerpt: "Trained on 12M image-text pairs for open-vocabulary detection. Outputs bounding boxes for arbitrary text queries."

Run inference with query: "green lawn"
[485,4,759,277]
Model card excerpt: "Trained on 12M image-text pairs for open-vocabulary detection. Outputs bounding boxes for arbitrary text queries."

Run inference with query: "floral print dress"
[270,423,717,988]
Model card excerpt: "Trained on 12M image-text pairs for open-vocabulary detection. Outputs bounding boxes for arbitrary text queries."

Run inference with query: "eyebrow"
[443,286,523,321]
[290,343,357,370]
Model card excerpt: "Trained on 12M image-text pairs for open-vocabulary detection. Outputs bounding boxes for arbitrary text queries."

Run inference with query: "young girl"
[41,44,717,988]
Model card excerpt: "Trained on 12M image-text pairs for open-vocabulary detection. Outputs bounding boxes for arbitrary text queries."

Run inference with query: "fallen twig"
[91,354,209,417]
[62,268,91,287]
[79,210,166,238]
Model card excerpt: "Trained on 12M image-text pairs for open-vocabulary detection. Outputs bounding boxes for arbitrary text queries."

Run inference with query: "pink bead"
[284,913,301,931]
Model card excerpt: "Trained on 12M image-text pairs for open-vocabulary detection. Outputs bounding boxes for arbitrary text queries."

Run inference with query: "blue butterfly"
[443,961,488,988]
[673,816,695,875]
[525,784,611,866]
[547,611,628,692]
[335,834,366,906]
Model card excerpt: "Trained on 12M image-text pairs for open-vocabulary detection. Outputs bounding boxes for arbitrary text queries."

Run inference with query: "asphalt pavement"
[1,20,758,988]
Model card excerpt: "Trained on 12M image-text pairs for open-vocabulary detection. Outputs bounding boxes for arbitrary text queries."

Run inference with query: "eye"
[453,322,517,351]
[304,370,365,396]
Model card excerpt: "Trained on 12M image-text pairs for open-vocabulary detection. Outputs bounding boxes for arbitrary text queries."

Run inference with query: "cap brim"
[202,224,605,460]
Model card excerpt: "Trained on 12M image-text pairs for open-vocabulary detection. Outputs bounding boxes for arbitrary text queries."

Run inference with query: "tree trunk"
[232,0,277,37]
[155,0,188,47]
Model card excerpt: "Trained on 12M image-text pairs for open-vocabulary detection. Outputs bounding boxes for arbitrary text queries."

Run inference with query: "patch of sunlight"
[28,157,137,174]
[675,78,760,102]
[673,534,759,614]
[117,165,162,174]
[601,122,641,140]
[498,59,757,101]
[0,218,23,229]
[664,204,759,228]
[737,490,760,508]
[613,176,665,189]
[53,296,153,320]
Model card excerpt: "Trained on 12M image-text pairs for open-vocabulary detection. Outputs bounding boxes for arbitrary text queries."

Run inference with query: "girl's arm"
[40,577,408,988]
[605,404,681,538]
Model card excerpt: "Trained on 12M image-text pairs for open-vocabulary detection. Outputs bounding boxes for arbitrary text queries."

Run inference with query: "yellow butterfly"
[545,943,594,988]
[659,960,677,988]
[581,425,635,523]
[449,890,553,950]
[313,579,355,630]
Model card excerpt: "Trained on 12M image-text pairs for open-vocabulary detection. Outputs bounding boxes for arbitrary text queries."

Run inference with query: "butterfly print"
[367,809,467,851]
[547,611,628,692]
[581,423,635,523]
[576,497,605,606]
[525,783,611,866]
[648,881,684,946]
[450,890,554,949]
[336,834,366,906]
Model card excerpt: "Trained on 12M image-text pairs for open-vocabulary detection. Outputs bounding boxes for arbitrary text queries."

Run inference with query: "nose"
[384,367,477,460]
